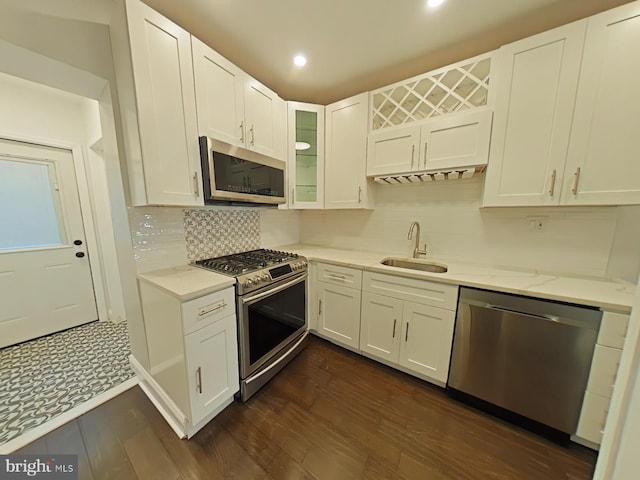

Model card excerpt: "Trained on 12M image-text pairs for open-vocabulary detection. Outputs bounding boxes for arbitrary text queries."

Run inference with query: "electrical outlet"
[527,217,546,231]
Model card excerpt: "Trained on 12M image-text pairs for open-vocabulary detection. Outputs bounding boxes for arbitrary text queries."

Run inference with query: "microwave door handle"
[242,273,308,305]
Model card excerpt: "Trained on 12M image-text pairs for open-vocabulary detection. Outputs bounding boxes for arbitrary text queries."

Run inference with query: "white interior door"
[0,138,97,347]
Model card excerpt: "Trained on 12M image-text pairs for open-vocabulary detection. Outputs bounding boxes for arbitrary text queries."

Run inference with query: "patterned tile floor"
[0,320,134,444]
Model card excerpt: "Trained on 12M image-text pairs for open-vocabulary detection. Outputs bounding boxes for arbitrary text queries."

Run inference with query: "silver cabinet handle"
[193,172,200,197]
[392,319,397,338]
[549,169,556,197]
[572,167,581,195]
[318,299,322,315]
[327,274,347,281]
[239,120,244,143]
[250,124,255,145]
[358,186,362,203]
[423,142,428,168]
[411,144,415,168]
[405,322,409,342]
[198,301,226,318]
[196,366,202,394]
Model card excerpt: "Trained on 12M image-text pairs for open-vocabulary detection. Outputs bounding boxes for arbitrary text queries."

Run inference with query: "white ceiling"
[0,0,633,103]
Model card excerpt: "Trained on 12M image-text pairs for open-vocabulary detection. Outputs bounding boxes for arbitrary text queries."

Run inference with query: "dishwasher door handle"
[485,304,560,323]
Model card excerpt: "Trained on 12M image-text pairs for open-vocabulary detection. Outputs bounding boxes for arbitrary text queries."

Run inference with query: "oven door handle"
[245,331,308,385]
[241,273,308,305]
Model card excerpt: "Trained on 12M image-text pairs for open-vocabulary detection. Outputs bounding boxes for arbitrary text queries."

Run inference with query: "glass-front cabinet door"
[286,102,324,209]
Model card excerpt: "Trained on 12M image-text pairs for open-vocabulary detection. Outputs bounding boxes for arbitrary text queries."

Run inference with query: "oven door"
[238,272,307,378]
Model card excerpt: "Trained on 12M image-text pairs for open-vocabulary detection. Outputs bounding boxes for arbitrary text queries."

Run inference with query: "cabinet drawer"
[317,263,363,288]
[576,391,611,445]
[182,287,235,335]
[597,311,629,349]
[363,271,458,310]
[586,344,622,399]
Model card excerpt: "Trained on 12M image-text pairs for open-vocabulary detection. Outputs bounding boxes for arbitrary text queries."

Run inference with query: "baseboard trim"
[129,355,187,439]
[0,377,138,454]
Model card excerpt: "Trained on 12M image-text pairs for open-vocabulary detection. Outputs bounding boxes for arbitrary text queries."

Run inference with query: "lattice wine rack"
[370,52,494,131]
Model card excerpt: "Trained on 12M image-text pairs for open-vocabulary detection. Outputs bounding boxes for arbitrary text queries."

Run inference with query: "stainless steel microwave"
[199,137,286,205]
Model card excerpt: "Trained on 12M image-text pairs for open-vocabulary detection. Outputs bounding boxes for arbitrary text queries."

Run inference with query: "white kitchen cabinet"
[111,0,202,206]
[287,102,325,209]
[482,20,586,207]
[137,281,238,438]
[562,2,640,206]
[484,1,640,207]
[399,301,456,383]
[360,271,458,385]
[575,311,630,447]
[360,292,403,363]
[184,314,238,425]
[314,263,363,349]
[192,37,245,147]
[367,109,492,177]
[192,37,286,160]
[325,93,372,209]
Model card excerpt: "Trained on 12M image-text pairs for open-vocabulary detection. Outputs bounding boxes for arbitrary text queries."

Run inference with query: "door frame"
[0,129,108,324]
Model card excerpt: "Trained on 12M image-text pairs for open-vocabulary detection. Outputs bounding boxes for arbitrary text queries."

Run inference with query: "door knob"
[75,252,85,258]
[74,240,83,246]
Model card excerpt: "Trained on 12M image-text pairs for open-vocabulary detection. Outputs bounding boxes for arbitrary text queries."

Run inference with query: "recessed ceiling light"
[427,0,445,8]
[293,55,307,67]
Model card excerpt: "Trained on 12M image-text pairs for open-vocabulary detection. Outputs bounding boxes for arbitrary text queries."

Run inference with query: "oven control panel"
[238,259,307,295]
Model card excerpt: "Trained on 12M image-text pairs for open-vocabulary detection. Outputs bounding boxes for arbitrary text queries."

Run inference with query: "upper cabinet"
[192,37,286,160]
[367,109,493,176]
[111,0,203,206]
[325,93,372,209]
[484,1,640,207]
[367,53,495,178]
[287,102,325,209]
[562,2,640,206]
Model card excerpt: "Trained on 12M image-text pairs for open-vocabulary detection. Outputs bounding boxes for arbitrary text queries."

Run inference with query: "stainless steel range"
[195,249,308,401]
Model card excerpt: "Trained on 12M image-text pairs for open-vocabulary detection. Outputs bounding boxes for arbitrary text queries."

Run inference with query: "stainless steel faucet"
[408,221,427,258]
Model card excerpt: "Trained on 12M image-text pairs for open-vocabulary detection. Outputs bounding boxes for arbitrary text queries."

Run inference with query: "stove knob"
[261,274,269,281]
[301,261,307,268]
[244,279,253,288]
[292,262,298,270]
[253,276,261,284]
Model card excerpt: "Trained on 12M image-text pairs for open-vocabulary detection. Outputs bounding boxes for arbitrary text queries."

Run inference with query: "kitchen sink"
[380,257,448,273]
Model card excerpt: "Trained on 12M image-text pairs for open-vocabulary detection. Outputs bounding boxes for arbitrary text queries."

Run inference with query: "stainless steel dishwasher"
[448,287,601,440]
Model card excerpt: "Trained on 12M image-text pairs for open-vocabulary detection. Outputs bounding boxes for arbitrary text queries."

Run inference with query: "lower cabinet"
[138,282,239,438]
[574,311,629,447]
[360,287,457,385]
[184,314,239,425]
[316,264,362,349]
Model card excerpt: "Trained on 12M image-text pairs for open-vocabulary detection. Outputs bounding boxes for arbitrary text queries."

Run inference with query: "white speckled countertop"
[137,265,235,301]
[280,244,636,313]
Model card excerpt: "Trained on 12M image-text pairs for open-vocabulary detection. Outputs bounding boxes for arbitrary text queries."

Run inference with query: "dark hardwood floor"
[16,336,597,479]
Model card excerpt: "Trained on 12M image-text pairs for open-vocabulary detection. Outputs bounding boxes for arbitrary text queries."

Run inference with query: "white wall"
[300,177,638,280]
[607,206,640,283]
[0,72,126,322]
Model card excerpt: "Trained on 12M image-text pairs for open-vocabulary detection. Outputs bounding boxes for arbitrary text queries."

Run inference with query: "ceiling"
[0,0,634,104]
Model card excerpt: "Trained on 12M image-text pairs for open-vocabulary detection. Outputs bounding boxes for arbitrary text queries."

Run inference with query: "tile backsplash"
[184,209,260,261]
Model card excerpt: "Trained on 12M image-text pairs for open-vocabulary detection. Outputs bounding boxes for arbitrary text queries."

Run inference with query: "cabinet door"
[563,2,640,206]
[287,102,325,209]
[325,92,371,209]
[482,21,586,207]
[317,281,361,349]
[185,314,239,425]
[360,292,402,363]
[399,301,455,384]
[126,0,202,206]
[366,125,420,176]
[244,78,284,159]
[420,109,492,171]
[192,37,245,147]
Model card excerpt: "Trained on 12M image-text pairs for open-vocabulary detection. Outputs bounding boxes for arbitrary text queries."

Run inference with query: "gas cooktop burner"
[194,249,307,294]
